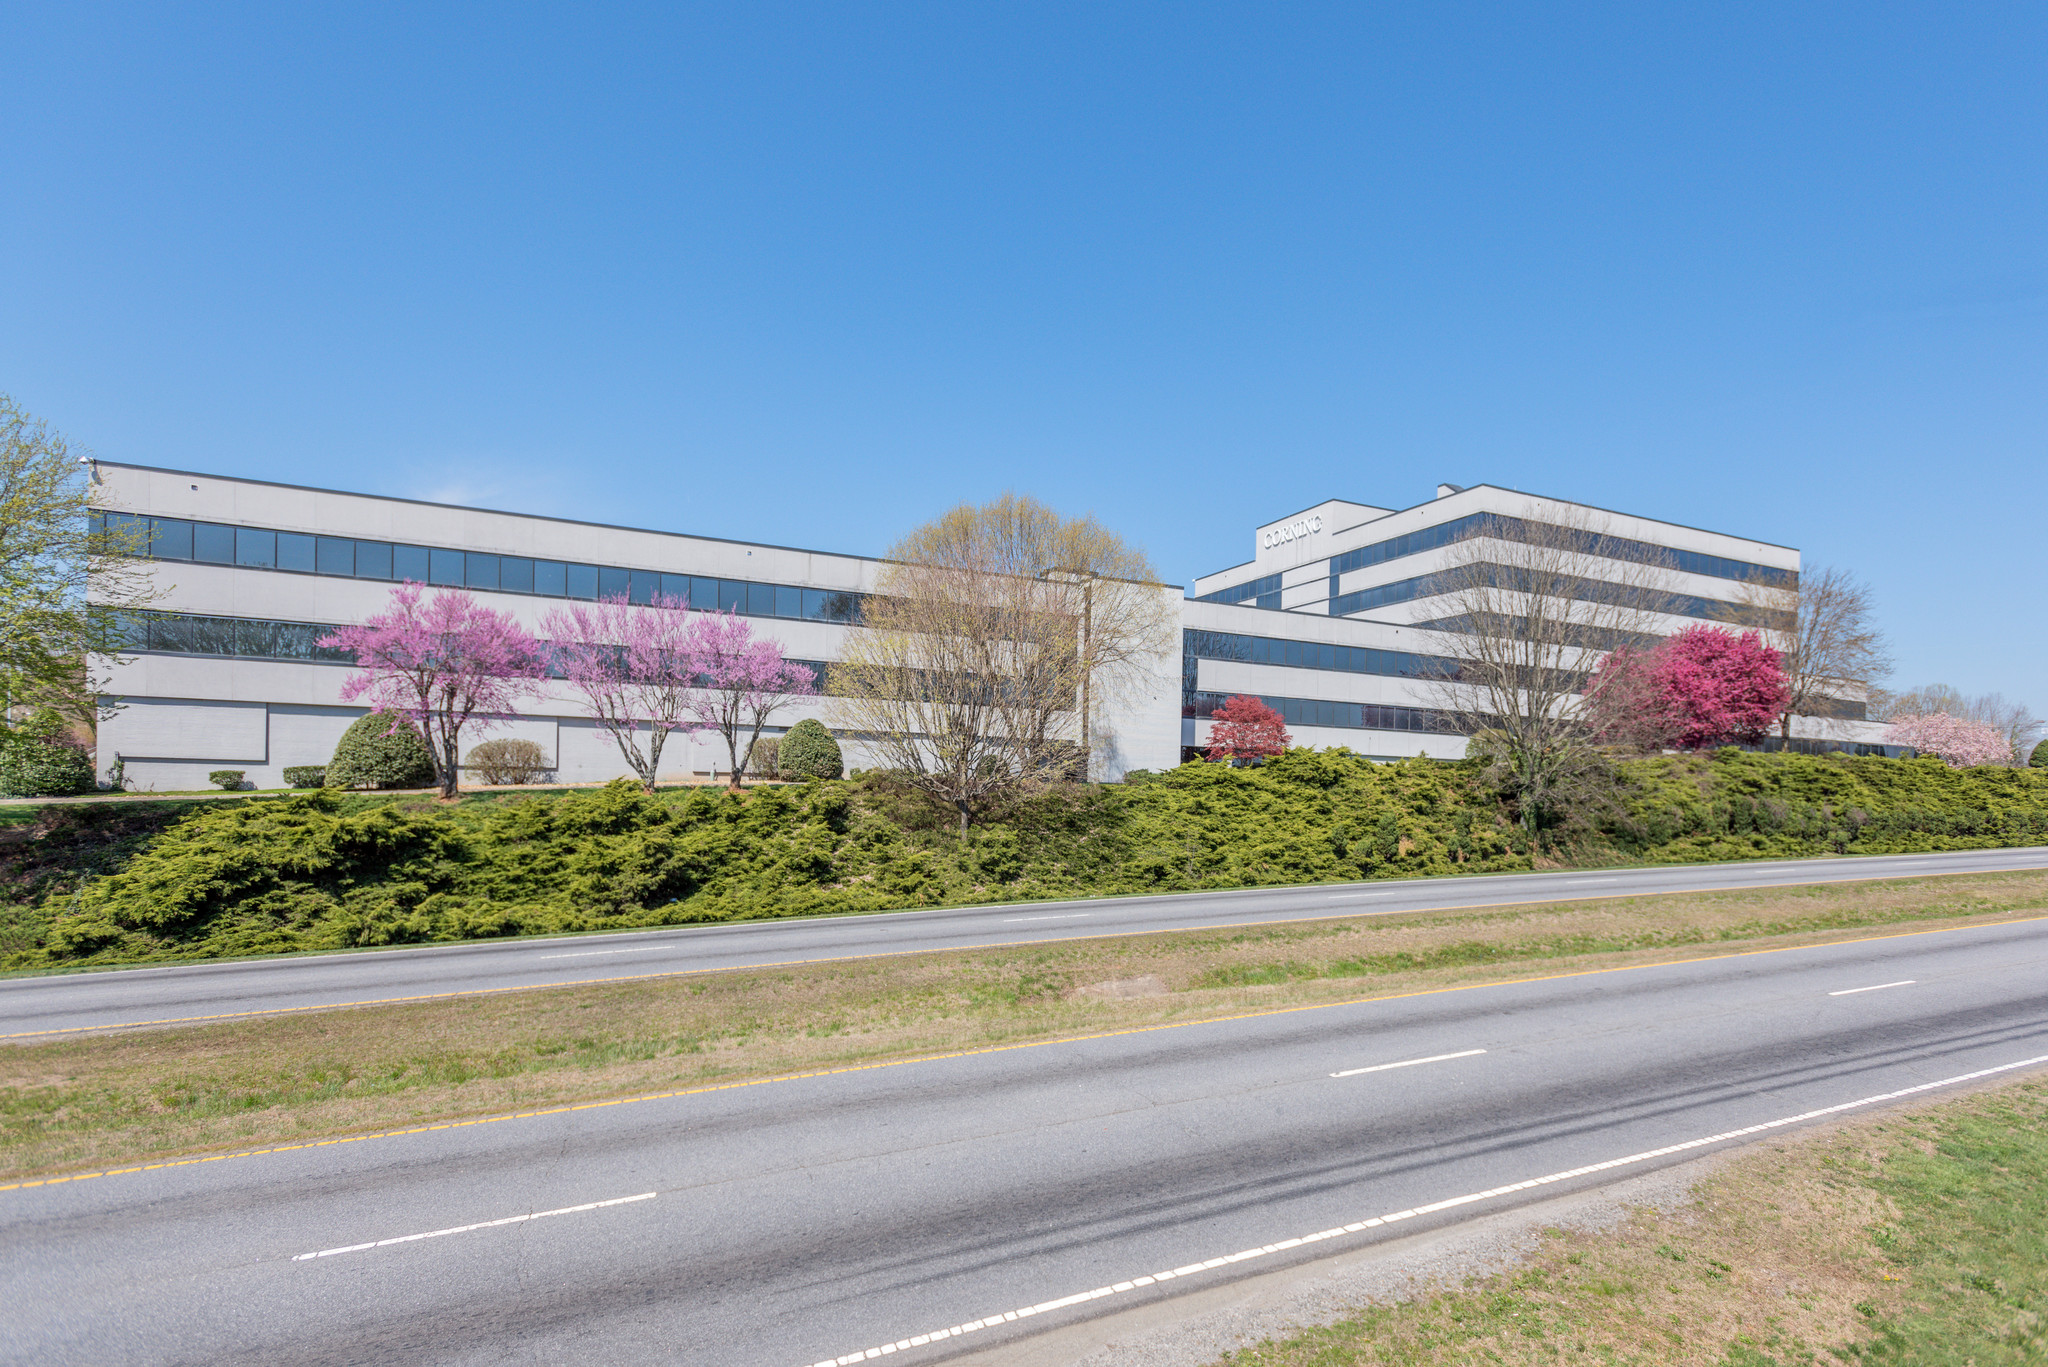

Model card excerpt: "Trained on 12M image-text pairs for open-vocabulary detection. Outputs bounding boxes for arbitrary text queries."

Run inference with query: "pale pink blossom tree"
[321,582,545,799]
[1649,626,1789,750]
[1883,712,2012,767]
[681,610,816,790]
[541,594,699,793]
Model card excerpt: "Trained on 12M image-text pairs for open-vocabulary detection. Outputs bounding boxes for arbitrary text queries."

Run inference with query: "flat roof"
[96,460,882,565]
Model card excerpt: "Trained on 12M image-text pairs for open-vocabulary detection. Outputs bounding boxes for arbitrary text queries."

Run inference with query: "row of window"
[1184,690,1457,734]
[1196,512,1798,611]
[1196,572,1283,607]
[92,512,871,624]
[1183,629,1457,680]
[1327,563,1777,627]
[116,611,834,688]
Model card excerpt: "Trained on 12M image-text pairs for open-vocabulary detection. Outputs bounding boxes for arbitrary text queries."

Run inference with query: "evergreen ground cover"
[1204,1075,2048,1367]
[2,871,2041,1184]
[4,748,2046,970]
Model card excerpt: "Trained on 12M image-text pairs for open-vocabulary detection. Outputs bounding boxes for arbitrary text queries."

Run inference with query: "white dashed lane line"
[1829,980,1917,996]
[1002,915,1093,923]
[292,1193,655,1261]
[801,1051,2048,1367]
[1330,1048,1487,1079]
[535,947,664,960]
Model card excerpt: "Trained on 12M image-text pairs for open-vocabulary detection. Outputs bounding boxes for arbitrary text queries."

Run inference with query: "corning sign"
[1260,514,1323,551]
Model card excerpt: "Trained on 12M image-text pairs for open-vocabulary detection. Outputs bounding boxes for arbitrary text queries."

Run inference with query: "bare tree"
[1737,564,1890,740]
[829,494,1171,828]
[1417,510,1680,833]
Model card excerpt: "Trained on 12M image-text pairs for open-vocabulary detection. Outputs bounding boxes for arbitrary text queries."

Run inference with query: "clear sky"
[5,4,2042,709]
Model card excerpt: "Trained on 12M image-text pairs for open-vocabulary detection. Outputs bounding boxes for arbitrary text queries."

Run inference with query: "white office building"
[85,464,1885,792]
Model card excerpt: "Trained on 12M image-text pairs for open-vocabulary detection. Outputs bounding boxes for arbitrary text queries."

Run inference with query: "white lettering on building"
[1260,514,1324,551]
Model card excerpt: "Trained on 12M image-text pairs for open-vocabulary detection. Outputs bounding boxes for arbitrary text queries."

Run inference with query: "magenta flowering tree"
[1580,644,1675,752]
[542,594,699,793]
[1649,626,1790,750]
[321,582,545,799]
[1883,713,2011,767]
[680,610,817,790]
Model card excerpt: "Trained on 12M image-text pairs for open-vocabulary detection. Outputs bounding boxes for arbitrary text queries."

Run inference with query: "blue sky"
[5,3,2042,707]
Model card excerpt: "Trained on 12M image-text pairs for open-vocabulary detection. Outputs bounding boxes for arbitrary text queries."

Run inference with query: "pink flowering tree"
[681,610,816,790]
[321,583,545,799]
[541,594,699,793]
[1883,713,2011,767]
[1649,626,1790,750]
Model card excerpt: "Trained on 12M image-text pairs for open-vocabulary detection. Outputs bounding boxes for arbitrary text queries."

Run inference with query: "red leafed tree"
[321,582,546,799]
[1650,625,1790,750]
[1205,694,1290,763]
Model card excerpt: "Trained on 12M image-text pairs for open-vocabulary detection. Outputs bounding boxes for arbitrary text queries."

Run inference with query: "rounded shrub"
[0,711,98,797]
[745,736,780,778]
[777,719,843,780]
[207,770,247,791]
[464,738,550,786]
[282,766,327,788]
[326,712,435,790]
[2033,740,2048,769]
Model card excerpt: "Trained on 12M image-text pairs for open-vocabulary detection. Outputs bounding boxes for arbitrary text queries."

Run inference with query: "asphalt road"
[4,911,2047,1365]
[6,846,2048,1039]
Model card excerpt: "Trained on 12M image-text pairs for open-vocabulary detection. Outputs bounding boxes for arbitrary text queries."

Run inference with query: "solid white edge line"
[1829,980,1917,996]
[292,1192,655,1261]
[1330,1048,1488,1078]
[798,1051,2048,1366]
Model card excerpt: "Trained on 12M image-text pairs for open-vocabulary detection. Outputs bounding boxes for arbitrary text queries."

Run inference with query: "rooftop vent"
[1435,483,1464,499]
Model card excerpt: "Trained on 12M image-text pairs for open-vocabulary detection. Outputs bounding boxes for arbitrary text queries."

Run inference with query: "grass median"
[1206,1075,2048,1366]
[3,869,2046,1184]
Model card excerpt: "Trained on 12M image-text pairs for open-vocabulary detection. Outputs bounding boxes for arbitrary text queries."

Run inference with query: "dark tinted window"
[315,536,354,575]
[394,544,430,582]
[186,616,238,654]
[775,585,802,618]
[714,580,744,613]
[356,541,394,579]
[802,588,831,621]
[688,577,718,611]
[598,566,630,601]
[533,560,566,596]
[276,532,315,572]
[235,528,276,568]
[466,554,500,591]
[150,518,194,560]
[746,582,775,616]
[566,563,599,599]
[429,548,464,586]
[500,557,534,594]
[627,570,655,605]
[193,523,235,564]
[661,573,692,605]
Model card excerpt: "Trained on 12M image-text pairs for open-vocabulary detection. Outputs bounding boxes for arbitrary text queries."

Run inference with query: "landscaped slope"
[6,749,2046,967]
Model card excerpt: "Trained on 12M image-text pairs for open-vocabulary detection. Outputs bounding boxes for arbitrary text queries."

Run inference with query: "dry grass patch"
[1208,1076,2048,1366]
[3,871,2045,1183]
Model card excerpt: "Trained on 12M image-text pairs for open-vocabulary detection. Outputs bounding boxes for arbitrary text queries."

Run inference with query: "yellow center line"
[5,910,2042,1196]
[8,863,2038,1040]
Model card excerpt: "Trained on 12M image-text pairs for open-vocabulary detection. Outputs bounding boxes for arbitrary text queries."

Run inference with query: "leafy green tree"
[326,712,436,789]
[778,719,843,779]
[0,395,154,735]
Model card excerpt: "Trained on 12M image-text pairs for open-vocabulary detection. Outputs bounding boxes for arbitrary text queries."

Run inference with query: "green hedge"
[0,711,97,798]
[7,748,2046,968]
[327,713,435,790]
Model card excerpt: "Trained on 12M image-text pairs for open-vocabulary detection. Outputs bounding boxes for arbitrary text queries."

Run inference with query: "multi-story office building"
[1183,482,1883,758]
[85,464,1884,792]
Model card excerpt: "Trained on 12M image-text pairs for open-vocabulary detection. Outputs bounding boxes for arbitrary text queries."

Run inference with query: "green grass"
[1205,1079,2048,1366]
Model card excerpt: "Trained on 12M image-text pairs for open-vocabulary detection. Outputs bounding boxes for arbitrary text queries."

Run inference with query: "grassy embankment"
[3,870,2043,1184]
[1207,1076,2048,1366]
[6,748,2048,970]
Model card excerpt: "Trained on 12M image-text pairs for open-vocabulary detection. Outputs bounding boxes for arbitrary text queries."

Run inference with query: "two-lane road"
[4,912,2047,1365]
[6,845,2047,1038]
